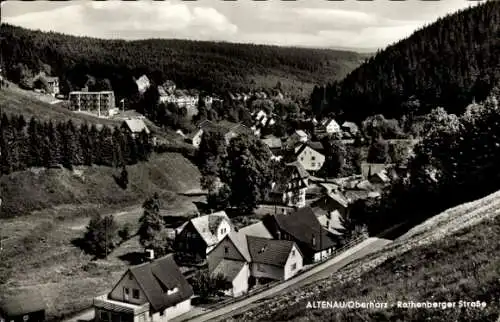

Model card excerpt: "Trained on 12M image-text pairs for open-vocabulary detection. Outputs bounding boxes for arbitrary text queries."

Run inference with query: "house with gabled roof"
[341,121,359,135]
[93,254,193,322]
[174,211,233,262]
[316,118,341,135]
[269,161,310,208]
[294,142,326,173]
[207,229,303,296]
[122,119,150,138]
[311,190,350,219]
[261,135,283,161]
[185,129,203,148]
[263,207,340,264]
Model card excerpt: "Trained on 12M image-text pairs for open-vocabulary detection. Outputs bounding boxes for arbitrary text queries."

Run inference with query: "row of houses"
[185,120,254,148]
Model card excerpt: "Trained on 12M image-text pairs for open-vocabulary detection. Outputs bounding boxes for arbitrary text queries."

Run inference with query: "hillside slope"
[0,152,201,217]
[311,1,500,122]
[228,189,500,321]
[0,24,365,98]
[0,84,121,126]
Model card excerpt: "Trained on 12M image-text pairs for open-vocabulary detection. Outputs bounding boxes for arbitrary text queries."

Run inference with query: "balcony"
[93,294,150,316]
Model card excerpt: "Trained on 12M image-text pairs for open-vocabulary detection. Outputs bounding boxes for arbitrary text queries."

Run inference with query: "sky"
[1,0,485,52]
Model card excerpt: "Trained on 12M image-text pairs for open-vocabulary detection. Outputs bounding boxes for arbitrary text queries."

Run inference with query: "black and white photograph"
[0,0,499,321]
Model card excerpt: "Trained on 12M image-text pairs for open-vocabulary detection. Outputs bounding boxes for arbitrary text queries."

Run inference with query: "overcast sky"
[1,0,484,52]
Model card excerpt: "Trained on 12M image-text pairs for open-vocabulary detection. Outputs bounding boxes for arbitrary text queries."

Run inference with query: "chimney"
[312,234,316,247]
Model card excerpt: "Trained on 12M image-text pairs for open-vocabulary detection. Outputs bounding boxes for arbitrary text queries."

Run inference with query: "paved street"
[177,237,392,322]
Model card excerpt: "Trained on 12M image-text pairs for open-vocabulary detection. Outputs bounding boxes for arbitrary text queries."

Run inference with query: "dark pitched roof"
[273,207,338,251]
[307,141,325,152]
[285,161,309,179]
[247,236,296,267]
[0,290,46,317]
[128,254,193,312]
[294,142,325,157]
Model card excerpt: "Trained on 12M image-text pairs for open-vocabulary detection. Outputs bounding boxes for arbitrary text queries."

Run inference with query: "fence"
[202,234,368,312]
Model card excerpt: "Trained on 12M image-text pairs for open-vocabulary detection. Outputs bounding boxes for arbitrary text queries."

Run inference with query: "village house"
[316,118,341,135]
[0,290,46,322]
[174,211,233,262]
[45,76,59,96]
[341,121,359,136]
[261,135,283,161]
[136,75,151,95]
[269,161,310,208]
[207,229,303,296]
[262,207,340,264]
[163,80,176,94]
[314,209,345,236]
[311,190,350,218]
[185,128,203,148]
[294,142,326,173]
[121,119,150,138]
[93,254,193,322]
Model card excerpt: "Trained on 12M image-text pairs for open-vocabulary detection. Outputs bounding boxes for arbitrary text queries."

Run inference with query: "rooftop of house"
[341,121,359,131]
[125,254,193,313]
[0,290,46,317]
[211,259,246,282]
[261,136,282,150]
[361,163,395,178]
[285,161,310,179]
[247,236,297,267]
[294,130,308,138]
[180,211,233,247]
[123,119,150,134]
[238,221,273,239]
[271,206,339,252]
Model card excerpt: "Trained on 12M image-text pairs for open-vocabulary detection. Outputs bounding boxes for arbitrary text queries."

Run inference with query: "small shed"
[0,290,46,322]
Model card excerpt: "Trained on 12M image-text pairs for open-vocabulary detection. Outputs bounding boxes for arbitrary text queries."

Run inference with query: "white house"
[185,129,204,148]
[207,228,303,296]
[295,143,326,173]
[175,212,233,261]
[93,254,193,322]
[317,118,341,135]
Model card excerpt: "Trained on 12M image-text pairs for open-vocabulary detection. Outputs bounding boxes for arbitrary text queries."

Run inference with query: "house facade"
[69,91,116,117]
[295,144,326,173]
[93,255,193,322]
[175,212,233,262]
[316,119,341,135]
[270,161,309,208]
[263,207,339,264]
[185,129,203,148]
[207,230,303,296]
[136,75,151,95]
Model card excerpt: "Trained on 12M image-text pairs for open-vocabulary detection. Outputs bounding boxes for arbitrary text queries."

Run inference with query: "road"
[65,237,391,322]
[176,237,392,322]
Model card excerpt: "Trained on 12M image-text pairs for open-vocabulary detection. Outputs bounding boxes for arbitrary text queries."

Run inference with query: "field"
[228,189,500,321]
[0,152,203,321]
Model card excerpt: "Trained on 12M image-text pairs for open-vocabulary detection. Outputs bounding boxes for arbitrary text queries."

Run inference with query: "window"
[291,263,297,271]
[291,250,296,256]
[128,274,132,280]
[100,311,110,322]
[160,311,164,316]
[224,246,229,254]
[311,156,316,161]
[311,162,315,167]
[133,289,140,299]
[124,287,129,295]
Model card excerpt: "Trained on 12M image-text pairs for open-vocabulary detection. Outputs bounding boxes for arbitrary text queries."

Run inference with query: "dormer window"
[167,287,179,295]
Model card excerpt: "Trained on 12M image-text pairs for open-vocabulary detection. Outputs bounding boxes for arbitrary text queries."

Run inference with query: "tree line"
[0,113,152,175]
[0,23,362,99]
[311,1,500,123]
[352,86,500,234]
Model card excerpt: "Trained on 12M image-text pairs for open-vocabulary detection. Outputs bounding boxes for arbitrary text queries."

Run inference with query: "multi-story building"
[69,91,116,117]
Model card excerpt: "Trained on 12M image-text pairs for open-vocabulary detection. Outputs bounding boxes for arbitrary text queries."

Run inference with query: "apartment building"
[69,91,116,117]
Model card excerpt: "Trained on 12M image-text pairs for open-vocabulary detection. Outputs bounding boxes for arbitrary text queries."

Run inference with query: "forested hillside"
[311,1,500,122]
[0,24,364,99]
